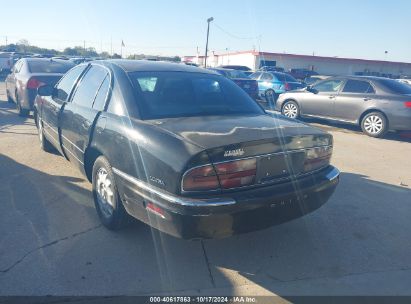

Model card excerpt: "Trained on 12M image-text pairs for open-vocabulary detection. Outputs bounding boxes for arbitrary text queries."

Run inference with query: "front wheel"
[92,156,131,230]
[361,112,388,138]
[281,100,300,119]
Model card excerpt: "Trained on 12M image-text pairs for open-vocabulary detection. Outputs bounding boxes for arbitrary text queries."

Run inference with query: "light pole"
[204,17,214,68]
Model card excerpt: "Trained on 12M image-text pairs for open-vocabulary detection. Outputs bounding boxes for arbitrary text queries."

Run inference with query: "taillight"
[27,78,45,89]
[182,159,257,191]
[215,159,256,189]
[182,165,219,191]
[304,146,332,172]
[404,101,411,108]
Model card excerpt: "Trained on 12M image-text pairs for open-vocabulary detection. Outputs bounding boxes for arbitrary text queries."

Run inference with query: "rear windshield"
[129,71,264,119]
[225,70,249,79]
[28,60,75,73]
[273,72,298,82]
[377,78,411,95]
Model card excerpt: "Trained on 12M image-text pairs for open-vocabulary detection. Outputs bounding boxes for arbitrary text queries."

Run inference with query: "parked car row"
[23,59,339,239]
[5,58,75,116]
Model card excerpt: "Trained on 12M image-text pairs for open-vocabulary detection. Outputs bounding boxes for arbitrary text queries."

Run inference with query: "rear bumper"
[115,166,340,239]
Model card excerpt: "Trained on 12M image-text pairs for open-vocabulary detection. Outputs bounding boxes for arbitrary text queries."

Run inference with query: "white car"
[0,52,14,74]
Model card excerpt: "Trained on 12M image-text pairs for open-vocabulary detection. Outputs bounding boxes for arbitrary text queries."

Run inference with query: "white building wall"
[209,52,411,76]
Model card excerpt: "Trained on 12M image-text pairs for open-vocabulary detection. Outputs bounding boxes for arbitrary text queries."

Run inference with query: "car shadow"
[0,99,36,136]
[1,152,410,296]
[97,171,411,296]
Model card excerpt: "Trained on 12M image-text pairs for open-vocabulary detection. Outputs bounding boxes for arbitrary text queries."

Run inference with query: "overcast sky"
[1,0,410,62]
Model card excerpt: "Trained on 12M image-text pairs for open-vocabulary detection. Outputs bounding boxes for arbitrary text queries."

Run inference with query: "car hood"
[149,114,331,161]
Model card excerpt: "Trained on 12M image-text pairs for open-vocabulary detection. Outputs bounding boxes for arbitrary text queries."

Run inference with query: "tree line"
[1,39,181,62]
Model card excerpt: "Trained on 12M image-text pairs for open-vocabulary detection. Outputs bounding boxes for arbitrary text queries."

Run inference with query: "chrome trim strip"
[40,118,85,154]
[41,119,58,134]
[112,168,236,207]
[61,134,84,154]
[43,128,60,146]
[62,144,84,165]
[325,167,340,181]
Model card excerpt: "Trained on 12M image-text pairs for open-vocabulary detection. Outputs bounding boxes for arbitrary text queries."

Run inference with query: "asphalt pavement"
[1,82,411,297]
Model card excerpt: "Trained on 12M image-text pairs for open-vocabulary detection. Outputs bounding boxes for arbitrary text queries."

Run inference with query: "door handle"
[328,95,336,99]
[363,97,372,101]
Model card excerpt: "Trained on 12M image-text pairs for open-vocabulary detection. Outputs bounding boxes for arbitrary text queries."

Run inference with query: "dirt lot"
[0,81,410,297]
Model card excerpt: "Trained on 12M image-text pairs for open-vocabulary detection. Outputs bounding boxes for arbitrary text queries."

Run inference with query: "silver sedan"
[276,76,411,137]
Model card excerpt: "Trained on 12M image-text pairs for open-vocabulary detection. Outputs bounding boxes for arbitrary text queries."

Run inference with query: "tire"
[265,89,278,107]
[37,116,54,152]
[92,156,131,230]
[361,112,388,138]
[6,90,13,104]
[16,94,29,117]
[281,100,300,119]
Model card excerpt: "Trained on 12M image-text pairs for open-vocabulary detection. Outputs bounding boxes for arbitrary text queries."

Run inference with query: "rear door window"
[71,65,108,108]
[54,65,87,102]
[342,80,375,93]
[92,75,111,111]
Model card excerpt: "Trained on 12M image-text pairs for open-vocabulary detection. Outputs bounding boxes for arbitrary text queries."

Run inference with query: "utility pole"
[204,17,214,68]
[83,40,86,56]
[110,37,113,57]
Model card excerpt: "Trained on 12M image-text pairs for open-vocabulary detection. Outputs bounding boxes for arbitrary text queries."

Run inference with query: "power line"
[213,23,261,40]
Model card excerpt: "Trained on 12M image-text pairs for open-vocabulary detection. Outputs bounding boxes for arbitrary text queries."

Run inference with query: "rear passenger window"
[54,65,87,102]
[71,65,108,108]
[92,75,110,111]
[343,80,375,94]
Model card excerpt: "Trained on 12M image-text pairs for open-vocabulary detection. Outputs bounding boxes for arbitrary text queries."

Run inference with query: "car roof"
[330,75,395,82]
[103,59,215,74]
[20,57,73,64]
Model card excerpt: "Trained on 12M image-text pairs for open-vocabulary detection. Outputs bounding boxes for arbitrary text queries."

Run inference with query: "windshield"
[129,71,264,119]
[225,70,248,79]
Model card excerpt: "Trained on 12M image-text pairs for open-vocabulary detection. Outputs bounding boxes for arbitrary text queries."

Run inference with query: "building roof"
[106,59,214,73]
[186,50,411,67]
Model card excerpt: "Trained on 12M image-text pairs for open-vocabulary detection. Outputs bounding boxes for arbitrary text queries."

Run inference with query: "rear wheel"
[282,100,300,119]
[16,94,29,117]
[92,156,131,230]
[361,112,388,138]
[6,90,13,104]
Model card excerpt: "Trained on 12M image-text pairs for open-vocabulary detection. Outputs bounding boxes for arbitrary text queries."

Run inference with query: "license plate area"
[256,152,305,184]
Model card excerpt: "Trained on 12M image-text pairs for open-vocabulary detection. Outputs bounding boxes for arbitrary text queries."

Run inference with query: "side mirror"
[37,85,53,96]
[306,86,318,94]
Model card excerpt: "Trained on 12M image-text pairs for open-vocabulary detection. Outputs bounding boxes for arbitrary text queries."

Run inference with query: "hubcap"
[96,167,115,217]
[364,115,383,134]
[283,103,298,118]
